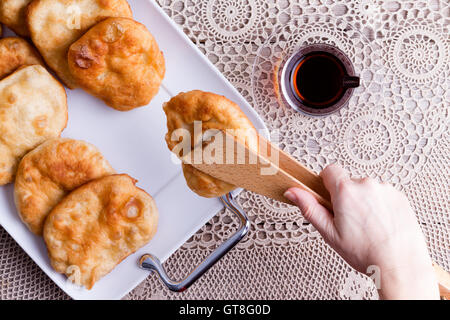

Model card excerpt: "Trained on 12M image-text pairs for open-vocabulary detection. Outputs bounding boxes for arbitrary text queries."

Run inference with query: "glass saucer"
[251,14,384,118]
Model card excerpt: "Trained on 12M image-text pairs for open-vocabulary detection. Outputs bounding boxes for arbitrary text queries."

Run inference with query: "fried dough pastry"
[68,17,165,111]
[0,37,43,80]
[0,0,33,36]
[164,90,257,197]
[0,65,68,185]
[27,0,132,88]
[15,138,115,235]
[44,174,159,290]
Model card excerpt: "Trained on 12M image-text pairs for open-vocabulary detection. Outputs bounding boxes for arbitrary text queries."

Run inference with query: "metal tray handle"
[139,192,249,292]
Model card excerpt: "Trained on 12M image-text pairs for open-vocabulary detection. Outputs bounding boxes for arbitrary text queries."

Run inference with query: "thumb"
[284,187,336,241]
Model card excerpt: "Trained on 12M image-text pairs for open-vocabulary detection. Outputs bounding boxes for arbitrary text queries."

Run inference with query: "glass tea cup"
[280,44,360,116]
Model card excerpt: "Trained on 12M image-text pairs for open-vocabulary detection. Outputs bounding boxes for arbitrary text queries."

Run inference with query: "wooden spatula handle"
[183,132,332,210]
[258,136,332,209]
[434,263,450,299]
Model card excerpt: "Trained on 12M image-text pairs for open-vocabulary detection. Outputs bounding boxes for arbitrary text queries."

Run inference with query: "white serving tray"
[0,0,268,300]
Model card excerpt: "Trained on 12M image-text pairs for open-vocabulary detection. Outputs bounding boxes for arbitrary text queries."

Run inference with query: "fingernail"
[283,190,296,202]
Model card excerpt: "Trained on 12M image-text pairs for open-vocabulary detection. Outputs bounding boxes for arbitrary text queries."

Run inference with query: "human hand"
[284,164,439,300]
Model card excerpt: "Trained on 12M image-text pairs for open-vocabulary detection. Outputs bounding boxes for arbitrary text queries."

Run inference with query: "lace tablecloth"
[1,0,448,300]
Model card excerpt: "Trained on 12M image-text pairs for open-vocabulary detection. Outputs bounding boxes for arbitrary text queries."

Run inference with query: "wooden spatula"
[181,131,332,211]
[180,130,450,299]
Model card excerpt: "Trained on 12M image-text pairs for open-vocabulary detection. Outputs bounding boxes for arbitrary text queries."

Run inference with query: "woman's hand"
[284,164,439,300]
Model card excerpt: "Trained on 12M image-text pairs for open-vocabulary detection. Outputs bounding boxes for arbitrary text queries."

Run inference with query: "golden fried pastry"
[0,37,43,80]
[27,0,132,88]
[164,90,257,197]
[14,138,115,235]
[0,65,68,185]
[44,174,159,290]
[0,0,33,36]
[68,17,165,111]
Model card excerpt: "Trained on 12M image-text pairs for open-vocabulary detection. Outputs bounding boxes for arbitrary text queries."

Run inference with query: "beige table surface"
[1,0,448,300]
